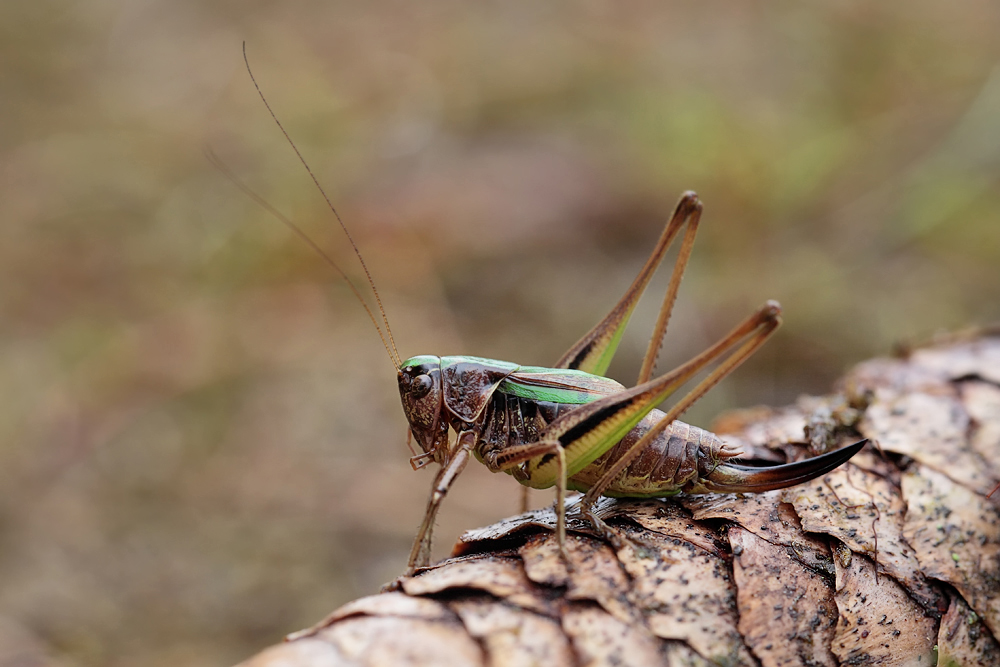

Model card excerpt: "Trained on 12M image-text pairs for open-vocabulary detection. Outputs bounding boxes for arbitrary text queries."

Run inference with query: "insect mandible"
[231,47,866,577]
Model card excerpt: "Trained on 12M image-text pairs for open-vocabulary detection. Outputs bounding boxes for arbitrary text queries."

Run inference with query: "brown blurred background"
[2,1,1000,665]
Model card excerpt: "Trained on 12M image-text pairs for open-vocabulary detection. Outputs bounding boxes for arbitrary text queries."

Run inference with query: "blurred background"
[2,1,1000,664]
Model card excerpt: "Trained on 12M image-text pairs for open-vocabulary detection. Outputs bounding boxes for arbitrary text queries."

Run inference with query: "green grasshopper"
[235,47,865,577]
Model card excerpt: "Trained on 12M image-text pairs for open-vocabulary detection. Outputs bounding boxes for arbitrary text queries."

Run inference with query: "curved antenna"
[242,42,401,367]
[206,147,400,369]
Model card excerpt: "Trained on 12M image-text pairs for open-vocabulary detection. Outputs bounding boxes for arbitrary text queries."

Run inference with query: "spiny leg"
[485,441,568,562]
[405,432,474,576]
[579,302,781,514]
[555,192,702,376]
[636,201,699,385]
[515,302,778,554]
[540,300,783,483]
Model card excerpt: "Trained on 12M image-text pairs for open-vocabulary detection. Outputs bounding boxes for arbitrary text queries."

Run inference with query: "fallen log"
[238,330,1000,667]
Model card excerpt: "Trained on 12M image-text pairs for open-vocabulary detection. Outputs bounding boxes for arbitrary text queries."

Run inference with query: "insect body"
[396,194,865,574]
[236,50,865,578]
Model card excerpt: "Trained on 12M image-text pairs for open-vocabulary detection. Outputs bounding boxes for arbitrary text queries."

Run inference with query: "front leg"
[405,432,473,576]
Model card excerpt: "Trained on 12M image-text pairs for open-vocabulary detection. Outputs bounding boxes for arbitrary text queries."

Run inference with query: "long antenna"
[242,42,401,367]
[206,148,400,369]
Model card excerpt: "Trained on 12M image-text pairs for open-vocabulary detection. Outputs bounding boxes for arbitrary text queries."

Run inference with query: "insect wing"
[500,368,625,406]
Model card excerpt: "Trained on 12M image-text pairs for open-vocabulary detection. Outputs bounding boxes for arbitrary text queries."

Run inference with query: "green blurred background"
[2,1,999,664]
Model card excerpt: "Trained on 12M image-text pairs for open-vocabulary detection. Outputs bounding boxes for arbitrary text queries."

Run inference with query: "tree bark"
[237,331,1000,667]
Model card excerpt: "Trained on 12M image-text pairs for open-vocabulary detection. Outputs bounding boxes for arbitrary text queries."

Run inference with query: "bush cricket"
[225,46,866,577]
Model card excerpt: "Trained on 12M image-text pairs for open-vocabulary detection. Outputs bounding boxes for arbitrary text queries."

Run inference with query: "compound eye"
[411,374,433,399]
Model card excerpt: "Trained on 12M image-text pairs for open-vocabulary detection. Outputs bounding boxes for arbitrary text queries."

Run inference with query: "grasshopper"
[233,46,865,577]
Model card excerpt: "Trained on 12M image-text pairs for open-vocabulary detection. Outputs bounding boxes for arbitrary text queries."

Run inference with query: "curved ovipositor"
[691,439,868,494]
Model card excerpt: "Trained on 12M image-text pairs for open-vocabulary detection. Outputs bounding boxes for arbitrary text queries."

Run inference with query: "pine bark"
[238,331,1000,667]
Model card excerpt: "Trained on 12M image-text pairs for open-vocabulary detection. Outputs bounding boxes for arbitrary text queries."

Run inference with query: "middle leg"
[484,441,568,560]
